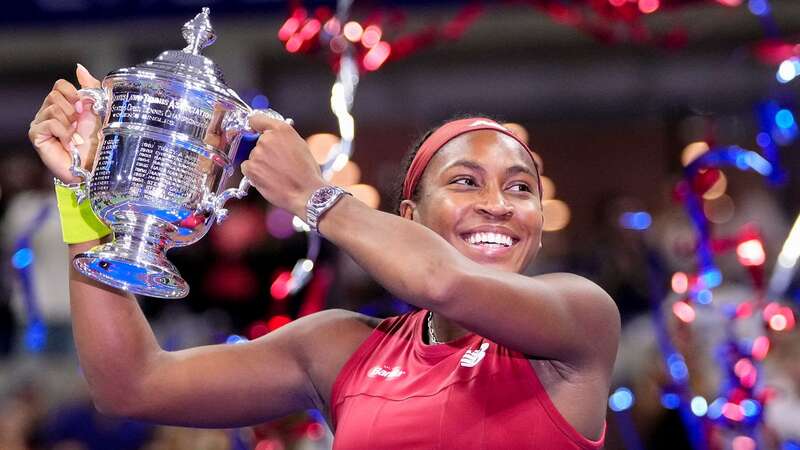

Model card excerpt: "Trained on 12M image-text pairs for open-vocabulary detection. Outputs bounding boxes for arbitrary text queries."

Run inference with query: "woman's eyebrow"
[442,159,484,174]
[506,164,537,179]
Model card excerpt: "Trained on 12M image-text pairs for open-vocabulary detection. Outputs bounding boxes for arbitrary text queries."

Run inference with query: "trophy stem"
[73,215,189,299]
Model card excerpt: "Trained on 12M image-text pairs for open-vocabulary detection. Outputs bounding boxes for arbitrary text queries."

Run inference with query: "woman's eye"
[509,183,531,192]
[452,177,476,186]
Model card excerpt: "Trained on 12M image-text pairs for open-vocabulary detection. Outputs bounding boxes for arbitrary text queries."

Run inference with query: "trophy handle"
[206,108,294,224]
[77,87,108,118]
[67,88,108,203]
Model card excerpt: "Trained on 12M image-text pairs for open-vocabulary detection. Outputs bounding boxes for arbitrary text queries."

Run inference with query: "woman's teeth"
[465,232,514,247]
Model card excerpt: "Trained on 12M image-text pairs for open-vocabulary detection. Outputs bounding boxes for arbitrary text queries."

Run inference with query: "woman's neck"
[427,311,471,344]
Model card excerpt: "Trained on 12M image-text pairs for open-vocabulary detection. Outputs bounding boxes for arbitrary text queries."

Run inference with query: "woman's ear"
[399,199,417,221]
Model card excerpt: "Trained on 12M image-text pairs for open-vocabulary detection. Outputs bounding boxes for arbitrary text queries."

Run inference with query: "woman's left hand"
[241,114,326,218]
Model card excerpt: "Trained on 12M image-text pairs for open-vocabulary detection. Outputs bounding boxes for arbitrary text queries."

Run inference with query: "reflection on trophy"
[70,8,289,299]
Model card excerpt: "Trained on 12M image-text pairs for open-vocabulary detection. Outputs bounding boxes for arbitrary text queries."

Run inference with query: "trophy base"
[72,218,189,299]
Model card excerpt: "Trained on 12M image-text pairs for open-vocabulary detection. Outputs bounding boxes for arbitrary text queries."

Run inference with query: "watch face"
[312,187,337,206]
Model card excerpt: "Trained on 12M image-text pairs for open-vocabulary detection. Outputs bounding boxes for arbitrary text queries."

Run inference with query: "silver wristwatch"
[305,186,351,234]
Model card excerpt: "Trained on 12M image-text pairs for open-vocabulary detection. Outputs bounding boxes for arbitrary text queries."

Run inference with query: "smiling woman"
[29,70,619,450]
[315,116,618,449]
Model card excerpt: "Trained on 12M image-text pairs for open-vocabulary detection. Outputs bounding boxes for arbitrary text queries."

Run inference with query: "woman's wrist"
[290,180,327,220]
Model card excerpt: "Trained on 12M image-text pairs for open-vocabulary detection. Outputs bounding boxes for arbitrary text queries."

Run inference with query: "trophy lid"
[110,8,247,108]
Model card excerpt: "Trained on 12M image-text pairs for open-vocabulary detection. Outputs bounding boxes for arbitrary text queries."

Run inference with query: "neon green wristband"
[54,180,111,244]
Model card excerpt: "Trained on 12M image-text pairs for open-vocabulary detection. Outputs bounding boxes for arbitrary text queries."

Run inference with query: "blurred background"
[0,1,799,449]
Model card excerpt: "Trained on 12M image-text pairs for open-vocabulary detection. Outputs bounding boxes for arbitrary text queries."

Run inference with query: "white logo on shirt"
[460,343,490,368]
[367,365,406,379]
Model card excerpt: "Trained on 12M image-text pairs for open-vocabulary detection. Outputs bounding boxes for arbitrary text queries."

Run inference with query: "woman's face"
[401,130,543,273]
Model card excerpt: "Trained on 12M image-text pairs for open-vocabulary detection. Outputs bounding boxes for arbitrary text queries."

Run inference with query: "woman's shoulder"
[287,309,394,409]
[293,308,383,343]
[533,272,618,312]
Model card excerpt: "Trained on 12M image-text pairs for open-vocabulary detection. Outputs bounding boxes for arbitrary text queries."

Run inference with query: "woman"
[28,65,620,449]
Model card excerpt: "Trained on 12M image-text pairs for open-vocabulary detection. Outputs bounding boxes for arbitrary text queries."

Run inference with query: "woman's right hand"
[28,64,103,184]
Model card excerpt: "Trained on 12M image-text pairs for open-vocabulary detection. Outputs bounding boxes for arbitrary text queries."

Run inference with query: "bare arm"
[68,241,317,427]
[242,117,620,370]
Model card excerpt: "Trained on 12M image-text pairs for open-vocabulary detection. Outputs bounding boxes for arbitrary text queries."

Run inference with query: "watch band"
[305,185,351,234]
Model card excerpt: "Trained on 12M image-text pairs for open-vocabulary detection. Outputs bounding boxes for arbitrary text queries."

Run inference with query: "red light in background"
[638,0,660,14]
[734,358,752,377]
[270,271,292,299]
[300,19,321,40]
[278,17,301,41]
[751,336,770,360]
[306,422,325,440]
[248,321,269,339]
[255,439,284,450]
[672,301,696,323]
[715,0,742,6]
[267,315,292,331]
[722,402,744,421]
[363,41,392,71]
[286,35,304,53]
[735,301,753,318]
[361,25,383,48]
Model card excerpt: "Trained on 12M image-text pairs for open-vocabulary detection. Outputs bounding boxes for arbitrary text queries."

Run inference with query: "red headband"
[402,118,541,200]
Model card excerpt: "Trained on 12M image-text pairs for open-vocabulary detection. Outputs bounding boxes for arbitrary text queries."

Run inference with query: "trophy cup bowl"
[69,8,289,299]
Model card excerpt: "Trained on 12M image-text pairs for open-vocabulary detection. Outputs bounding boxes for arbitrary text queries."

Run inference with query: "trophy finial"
[182,7,217,55]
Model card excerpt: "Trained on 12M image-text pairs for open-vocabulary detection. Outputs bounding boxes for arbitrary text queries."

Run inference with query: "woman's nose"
[475,190,513,218]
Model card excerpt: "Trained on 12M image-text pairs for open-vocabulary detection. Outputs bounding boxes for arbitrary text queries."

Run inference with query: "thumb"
[76,63,101,89]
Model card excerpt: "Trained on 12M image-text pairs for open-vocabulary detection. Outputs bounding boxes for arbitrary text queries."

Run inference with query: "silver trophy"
[69,8,288,299]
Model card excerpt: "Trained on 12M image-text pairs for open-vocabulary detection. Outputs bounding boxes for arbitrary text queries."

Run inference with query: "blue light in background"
[620,211,652,230]
[735,150,751,171]
[661,392,681,410]
[748,0,770,16]
[776,109,796,130]
[700,268,722,289]
[707,397,725,419]
[756,132,772,148]
[11,248,34,269]
[307,409,325,423]
[25,320,46,352]
[251,94,270,109]
[697,289,713,305]
[741,399,761,418]
[743,151,773,176]
[667,354,689,381]
[609,387,635,412]
[226,334,249,344]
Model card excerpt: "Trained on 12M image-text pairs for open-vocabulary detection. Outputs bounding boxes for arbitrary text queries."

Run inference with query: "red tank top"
[330,309,606,449]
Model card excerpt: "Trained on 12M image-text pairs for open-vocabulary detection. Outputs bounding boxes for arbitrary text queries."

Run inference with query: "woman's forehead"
[429,130,537,173]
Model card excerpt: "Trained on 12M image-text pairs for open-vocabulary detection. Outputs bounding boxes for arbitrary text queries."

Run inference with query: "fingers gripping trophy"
[40,8,291,299]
